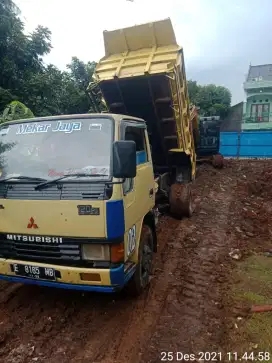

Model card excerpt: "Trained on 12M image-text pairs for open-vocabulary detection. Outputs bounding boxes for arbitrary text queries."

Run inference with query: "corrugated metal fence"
[220,131,272,158]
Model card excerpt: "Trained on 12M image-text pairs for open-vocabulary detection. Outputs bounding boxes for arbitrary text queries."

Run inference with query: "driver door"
[121,120,155,262]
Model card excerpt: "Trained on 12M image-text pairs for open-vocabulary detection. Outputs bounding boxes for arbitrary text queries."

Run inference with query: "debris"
[235,226,243,233]
[234,323,238,329]
[245,231,254,237]
[237,317,242,321]
[229,249,242,260]
[251,305,272,313]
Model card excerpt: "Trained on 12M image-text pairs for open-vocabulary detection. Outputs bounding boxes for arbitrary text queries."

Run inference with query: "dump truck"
[0,19,195,296]
[91,18,196,205]
[190,106,224,168]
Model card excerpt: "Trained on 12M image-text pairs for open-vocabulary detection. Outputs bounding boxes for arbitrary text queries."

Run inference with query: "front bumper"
[0,259,136,293]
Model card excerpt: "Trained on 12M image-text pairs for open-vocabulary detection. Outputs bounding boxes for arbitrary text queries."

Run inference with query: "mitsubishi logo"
[27,217,38,229]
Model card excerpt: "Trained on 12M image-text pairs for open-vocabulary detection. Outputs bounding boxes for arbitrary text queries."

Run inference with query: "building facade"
[243,64,272,130]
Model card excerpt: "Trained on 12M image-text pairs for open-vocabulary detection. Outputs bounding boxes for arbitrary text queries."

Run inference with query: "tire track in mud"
[142,183,234,362]
[71,217,186,363]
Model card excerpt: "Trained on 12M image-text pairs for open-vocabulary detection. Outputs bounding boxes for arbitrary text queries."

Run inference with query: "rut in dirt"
[134,173,235,363]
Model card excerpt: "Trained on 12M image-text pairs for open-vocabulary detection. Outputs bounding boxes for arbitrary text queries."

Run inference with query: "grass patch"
[231,254,272,358]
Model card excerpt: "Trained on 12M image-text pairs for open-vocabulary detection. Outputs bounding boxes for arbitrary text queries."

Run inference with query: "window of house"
[251,103,270,122]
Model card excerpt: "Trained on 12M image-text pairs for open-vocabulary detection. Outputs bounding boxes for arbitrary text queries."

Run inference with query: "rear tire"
[169,183,193,219]
[126,225,154,297]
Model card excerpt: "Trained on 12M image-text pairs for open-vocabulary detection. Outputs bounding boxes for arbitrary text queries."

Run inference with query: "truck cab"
[0,113,157,295]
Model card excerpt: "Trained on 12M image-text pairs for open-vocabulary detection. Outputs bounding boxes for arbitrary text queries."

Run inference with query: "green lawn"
[230,254,272,360]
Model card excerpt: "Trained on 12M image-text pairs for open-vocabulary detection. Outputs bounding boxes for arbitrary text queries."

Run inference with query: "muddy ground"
[0,160,271,363]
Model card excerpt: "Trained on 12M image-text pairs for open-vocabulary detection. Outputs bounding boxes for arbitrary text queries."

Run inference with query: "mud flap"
[169,183,193,219]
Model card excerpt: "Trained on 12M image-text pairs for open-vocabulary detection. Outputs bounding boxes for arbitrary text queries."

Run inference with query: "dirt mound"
[247,169,272,198]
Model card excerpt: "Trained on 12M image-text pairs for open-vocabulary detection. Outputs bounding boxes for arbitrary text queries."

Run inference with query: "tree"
[187,80,231,118]
[187,80,199,105]
[0,87,16,111]
[0,0,106,117]
[0,0,52,106]
[67,57,96,90]
[66,57,105,112]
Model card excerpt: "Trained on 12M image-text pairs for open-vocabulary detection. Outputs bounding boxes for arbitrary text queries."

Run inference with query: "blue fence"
[220,131,272,158]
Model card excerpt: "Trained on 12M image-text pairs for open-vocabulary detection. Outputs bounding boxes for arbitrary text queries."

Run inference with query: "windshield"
[0,117,113,181]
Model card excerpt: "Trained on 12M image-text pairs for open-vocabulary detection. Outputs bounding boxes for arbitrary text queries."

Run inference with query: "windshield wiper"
[35,173,109,191]
[0,176,48,184]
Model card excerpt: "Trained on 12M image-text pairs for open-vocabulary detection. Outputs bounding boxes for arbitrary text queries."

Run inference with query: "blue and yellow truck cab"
[0,113,159,295]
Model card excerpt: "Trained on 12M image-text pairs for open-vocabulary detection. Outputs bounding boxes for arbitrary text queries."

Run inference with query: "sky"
[15,0,272,105]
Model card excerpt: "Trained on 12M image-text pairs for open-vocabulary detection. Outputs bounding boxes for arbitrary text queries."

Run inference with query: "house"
[243,64,272,130]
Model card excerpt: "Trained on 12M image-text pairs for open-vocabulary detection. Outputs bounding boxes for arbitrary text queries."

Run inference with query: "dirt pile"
[234,159,272,198]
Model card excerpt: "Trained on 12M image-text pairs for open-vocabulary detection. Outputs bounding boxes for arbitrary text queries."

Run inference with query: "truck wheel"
[126,225,154,297]
[169,183,193,219]
[212,154,224,169]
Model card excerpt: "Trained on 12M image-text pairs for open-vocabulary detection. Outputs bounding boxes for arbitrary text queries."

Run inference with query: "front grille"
[0,182,108,200]
[0,237,81,265]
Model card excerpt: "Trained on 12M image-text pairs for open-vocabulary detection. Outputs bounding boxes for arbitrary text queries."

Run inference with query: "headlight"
[81,244,110,261]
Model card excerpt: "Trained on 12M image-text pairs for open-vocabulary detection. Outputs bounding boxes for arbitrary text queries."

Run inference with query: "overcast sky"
[15,0,272,105]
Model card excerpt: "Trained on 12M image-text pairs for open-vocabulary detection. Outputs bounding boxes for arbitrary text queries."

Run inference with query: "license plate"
[11,263,56,281]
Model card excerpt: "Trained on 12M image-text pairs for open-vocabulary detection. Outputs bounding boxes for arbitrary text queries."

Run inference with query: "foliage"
[188,80,231,118]
[0,0,102,117]
[0,87,16,111]
[0,100,34,123]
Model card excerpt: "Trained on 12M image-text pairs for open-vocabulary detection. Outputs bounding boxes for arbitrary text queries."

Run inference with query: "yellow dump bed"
[95,18,180,79]
[94,19,195,173]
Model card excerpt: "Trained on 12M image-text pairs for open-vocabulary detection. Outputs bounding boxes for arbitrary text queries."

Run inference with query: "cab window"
[125,125,148,164]
[122,124,148,194]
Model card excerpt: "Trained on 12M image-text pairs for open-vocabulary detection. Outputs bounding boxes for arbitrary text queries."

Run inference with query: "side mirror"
[112,141,136,178]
